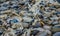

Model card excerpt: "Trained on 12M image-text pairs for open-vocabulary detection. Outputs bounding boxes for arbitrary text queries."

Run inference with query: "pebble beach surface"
[0,0,60,36]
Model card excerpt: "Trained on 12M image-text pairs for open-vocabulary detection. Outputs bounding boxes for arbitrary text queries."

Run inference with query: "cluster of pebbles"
[0,0,60,36]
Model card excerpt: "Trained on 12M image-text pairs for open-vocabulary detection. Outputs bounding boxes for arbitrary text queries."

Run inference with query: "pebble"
[22,17,33,23]
[53,32,60,36]
[0,0,6,2]
[0,30,3,35]
[52,25,60,32]
[56,0,60,3]
[0,20,3,25]
[43,25,52,30]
